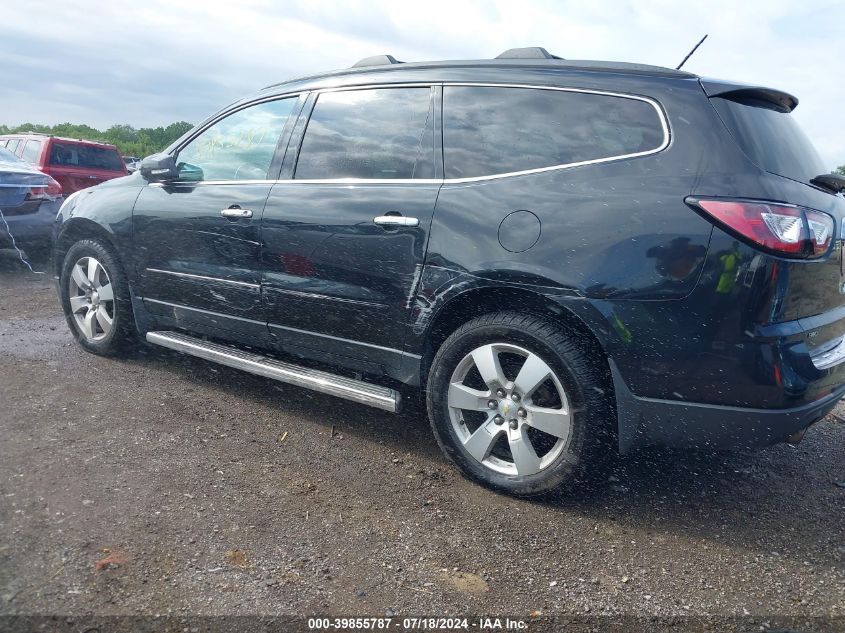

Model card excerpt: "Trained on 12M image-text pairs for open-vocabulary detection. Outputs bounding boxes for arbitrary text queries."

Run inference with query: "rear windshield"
[711,96,826,184]
[48,142,125,171]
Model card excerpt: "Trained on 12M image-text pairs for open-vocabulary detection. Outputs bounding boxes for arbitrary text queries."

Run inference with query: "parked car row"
[0,133,128,194]
[0,133,128,251]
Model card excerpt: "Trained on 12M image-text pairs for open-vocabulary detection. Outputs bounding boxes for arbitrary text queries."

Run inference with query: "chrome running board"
[146,331,401,413]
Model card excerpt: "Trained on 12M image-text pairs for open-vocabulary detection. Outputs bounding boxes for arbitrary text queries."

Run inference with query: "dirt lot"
[1,251,844,627]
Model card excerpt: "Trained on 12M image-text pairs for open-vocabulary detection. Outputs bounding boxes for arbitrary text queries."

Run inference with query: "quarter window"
[20,140,42,164]
[295,88,435,180]
[176,98,297,181]
[443,86,666,179]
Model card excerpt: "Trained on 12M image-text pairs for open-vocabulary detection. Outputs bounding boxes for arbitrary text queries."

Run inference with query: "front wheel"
[59,239,135,355]
[426,312,614,497]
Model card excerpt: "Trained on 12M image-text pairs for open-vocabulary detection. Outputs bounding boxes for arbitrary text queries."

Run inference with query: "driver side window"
[176,97,297,181]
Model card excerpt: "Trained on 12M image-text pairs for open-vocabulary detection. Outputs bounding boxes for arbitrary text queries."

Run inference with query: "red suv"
[0,133,128,194]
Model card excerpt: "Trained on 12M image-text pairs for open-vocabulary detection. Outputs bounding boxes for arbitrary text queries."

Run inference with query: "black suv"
[53,48,845,496]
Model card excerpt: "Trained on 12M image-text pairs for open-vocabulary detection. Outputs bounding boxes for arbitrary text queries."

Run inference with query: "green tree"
[836,165,845,176]
[0,121,194,157]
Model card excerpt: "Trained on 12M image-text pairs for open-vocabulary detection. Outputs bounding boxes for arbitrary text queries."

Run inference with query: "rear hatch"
[700,80,845,363]
[43,140,127,194]
[704,81,827,186]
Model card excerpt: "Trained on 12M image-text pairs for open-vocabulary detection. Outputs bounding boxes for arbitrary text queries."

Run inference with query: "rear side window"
[711,96,827,184]
[6,139,21,154]
[295,87,435,180]
[443,86,666,179]
[20,140,42,164]
[49,142,125,171]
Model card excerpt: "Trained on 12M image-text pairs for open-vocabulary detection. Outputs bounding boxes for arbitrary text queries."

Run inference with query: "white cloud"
[0,0,842,167]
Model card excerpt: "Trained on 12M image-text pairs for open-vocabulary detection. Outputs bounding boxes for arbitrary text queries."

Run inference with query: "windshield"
[711,96,827,184]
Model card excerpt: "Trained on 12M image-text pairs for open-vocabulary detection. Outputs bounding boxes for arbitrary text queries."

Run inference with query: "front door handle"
[373,215,419,227]
[221,207,253,219]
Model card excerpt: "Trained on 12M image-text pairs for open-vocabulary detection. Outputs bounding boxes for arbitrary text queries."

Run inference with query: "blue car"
[0,146,63,253]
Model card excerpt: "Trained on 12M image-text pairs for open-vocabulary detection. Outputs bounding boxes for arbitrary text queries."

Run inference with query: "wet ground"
[1,251,844,626]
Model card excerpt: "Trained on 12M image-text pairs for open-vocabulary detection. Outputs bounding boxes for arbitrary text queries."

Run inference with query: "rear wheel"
[59,239,134,355]
[426,312,614,496]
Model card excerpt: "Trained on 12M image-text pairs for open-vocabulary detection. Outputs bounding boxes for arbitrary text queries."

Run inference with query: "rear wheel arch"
[421,286,612,389]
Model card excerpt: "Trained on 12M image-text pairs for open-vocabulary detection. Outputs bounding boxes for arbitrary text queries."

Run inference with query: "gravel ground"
[1,251,844,627]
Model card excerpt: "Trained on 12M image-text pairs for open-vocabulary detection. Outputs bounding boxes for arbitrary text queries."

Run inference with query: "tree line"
[2,121,844,174]
[0,122,194,158]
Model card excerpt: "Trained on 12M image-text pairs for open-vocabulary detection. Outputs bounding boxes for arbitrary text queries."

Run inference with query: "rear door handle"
[373,215,419,227]
[221,207,253,219]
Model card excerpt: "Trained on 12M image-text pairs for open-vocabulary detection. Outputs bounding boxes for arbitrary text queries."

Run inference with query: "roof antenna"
[676,34,708,70]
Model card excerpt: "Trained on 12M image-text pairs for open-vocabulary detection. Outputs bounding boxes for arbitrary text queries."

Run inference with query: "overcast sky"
[1,0,843,168]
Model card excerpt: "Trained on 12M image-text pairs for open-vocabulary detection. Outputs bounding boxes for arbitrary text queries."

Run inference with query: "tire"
[426,311,615,497]
[59,238,135,356]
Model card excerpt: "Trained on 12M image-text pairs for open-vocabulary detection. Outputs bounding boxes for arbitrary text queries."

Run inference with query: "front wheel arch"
[53,218,123,280]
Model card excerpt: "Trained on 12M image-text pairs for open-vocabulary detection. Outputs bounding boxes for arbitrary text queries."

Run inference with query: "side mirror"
[139,153,178,182]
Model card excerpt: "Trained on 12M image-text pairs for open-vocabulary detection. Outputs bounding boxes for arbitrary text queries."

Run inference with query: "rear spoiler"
[699,79,798,112]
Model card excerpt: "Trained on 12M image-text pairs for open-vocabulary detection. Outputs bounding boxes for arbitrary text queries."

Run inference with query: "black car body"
[52,50,845,495]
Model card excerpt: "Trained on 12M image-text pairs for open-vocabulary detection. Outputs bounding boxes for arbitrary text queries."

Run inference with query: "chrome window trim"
[146,268,260,289]
[438,82,670,183]
[149,180,279,187]
[275,178,443,185]
[151,81,670,187]
[150,178,442,186]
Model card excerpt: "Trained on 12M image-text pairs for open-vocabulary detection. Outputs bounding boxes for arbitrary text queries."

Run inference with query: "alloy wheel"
[68,256,115,342]
[447,342,573,476]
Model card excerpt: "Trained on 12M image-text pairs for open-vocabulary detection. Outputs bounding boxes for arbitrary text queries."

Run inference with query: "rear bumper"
[0,198,60,246]
[611,360,845,452]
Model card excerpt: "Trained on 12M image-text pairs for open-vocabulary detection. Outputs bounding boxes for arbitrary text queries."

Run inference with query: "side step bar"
[146,331,401,413]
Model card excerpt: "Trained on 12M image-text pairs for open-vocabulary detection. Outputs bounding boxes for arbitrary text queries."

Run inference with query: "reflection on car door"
[261,86,441,372]
[133,96,302,345]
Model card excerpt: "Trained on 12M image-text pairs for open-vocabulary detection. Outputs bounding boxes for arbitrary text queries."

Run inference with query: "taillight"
[46,177,62,197]
[687,198,835,259]
[25,177,62,202]
[805,209,834,256]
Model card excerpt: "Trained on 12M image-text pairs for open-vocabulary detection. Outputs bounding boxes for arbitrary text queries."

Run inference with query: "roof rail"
[352,54,403,68]
[495,47,563,60]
